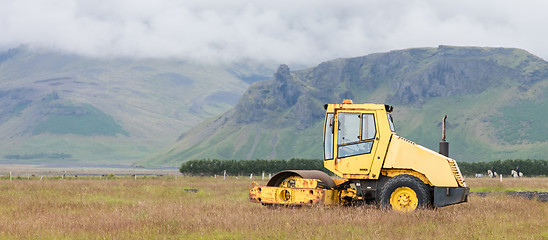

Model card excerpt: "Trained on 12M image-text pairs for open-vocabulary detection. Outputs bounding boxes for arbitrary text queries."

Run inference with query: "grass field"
[0,176,546,239]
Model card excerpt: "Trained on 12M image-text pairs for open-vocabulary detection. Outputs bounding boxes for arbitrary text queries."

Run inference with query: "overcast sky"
[1,0,547,65]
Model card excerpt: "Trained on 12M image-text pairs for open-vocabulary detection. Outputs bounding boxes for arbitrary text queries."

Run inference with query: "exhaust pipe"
[439,115,449,157]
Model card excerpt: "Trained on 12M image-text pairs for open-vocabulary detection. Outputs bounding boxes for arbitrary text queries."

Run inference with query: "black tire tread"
[267,170,336,188]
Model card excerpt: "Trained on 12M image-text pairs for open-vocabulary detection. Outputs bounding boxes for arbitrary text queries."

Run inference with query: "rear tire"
[379,174,431,211]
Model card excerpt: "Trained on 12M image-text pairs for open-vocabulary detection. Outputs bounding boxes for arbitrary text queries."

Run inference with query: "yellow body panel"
[323,101,466,188]
[383,135,461,187]
[249,100,468,210]
[332,178,347,186]
[249,181,348,205]
[381,169,432,186]
[323,103,392,180]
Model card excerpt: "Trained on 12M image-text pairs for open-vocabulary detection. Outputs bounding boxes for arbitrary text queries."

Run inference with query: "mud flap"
[433,187,470,207]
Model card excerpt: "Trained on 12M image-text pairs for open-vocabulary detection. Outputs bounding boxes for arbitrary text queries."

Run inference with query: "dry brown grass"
[466,177,548,192]
[0,176,546,239]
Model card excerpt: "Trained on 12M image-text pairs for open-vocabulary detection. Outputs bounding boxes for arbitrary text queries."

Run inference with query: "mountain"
[0,46,274,165]
[146,46,548,166]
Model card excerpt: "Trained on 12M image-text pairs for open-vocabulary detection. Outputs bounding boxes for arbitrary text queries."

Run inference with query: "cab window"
[338,113,360,145]
[362,113,376,140]
[337,112,377,158]
[324,113,334,160]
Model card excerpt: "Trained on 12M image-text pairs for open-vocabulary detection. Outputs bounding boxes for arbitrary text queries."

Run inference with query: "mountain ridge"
[0,46,275,164]
[145,46,548,166]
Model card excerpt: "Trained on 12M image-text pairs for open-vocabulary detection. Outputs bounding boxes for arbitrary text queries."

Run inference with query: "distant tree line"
[180,158,548,177]
[457,159,548,176]
[3,153,71,160]
[179,159,327,176]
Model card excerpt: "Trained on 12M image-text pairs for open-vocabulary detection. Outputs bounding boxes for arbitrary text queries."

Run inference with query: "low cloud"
[1,0,547,65]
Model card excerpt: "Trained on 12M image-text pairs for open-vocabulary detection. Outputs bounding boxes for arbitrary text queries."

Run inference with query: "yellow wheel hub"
[279,189,291,201]
[390,187,418,211]
[277,176,302,202]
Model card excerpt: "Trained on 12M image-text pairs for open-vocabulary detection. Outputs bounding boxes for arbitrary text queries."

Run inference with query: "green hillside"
[32,101,129,136]
[145,46,548,166]
[0,47,274,164]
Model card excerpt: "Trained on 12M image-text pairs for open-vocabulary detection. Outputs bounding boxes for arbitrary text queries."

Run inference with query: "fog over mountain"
[2,1,548,65]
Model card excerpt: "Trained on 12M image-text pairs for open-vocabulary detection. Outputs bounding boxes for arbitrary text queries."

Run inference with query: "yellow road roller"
[249,100,469,211]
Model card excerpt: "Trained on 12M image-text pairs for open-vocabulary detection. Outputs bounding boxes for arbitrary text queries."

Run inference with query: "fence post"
[250,173,253,179]
[223,170,226,180]
[262,172,265,180]
[9,171,12,181]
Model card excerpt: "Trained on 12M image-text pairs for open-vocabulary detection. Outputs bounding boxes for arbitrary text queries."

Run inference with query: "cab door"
[334,111,379,177]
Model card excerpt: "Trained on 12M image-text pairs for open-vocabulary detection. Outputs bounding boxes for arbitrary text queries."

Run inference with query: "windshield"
[387,113,396,132]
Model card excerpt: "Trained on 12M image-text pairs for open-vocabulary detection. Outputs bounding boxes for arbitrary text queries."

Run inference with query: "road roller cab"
[249,100,469,211]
